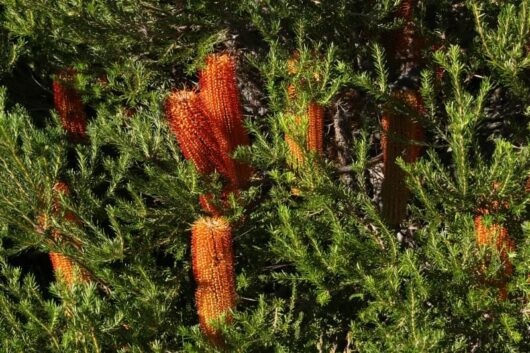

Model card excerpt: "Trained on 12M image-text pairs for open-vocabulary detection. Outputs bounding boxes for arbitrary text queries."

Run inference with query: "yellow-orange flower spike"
[307,102,324,155]
[380,90,425,227]
[49,252,77,286]
[165,90,235,182]
[474,215,515,300]
[287,51,300,76]
[53,69,87,141]
[287,84,297,101]
[47,181,89,286]
[199,54,252,188]
[191,217,236,345]
[284,113,305,168]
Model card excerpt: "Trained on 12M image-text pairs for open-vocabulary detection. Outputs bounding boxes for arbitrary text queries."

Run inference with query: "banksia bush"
[52,69,87,140]
[191,217,236,345]
[380,90,425,227]
[1,1,530,351]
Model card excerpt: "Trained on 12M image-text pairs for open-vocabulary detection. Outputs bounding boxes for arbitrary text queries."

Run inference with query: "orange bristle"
[381,90,425,227]
[191,217,236,345]
[199,54,252,188]
[53,69,87,140]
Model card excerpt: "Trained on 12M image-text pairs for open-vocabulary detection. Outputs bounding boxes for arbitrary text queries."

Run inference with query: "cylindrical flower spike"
[284,81,325,166]
[307,101,325,155]
[392,0,424,63]
[199,54,252,188]
[397,0,417,22]
[474,214,515,300]
[285,132,305,168]
[284,82,305,168]
[191,217,236,345]
[51,69,89,286]
[53,69,87,140]
[49,252,77,285]
[380,90,425,227]
[47,181,89,286]
[165,90,235,181]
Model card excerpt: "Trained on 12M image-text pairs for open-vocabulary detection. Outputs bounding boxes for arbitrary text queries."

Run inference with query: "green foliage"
[0,0,527,352]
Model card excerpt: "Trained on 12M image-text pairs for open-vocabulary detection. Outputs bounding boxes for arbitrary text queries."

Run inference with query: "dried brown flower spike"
[53,69,87,141]
[380,90,425,227]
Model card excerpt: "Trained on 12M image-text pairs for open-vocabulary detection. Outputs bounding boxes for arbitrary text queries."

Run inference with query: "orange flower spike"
[393,0,423,62]
[49,252,76,286]
[284,113,305,168]
[191,217,236,345]
[165,90,230,178]
[48,181,89,285]
[380,90,425,227]
[287,51,300,76]
[307,101,325,155]
[400,91,425,162]
[53,69,87,140]
[474,214,515,300]
[397,0,417,22]
[285,133,304,168]
[199,54,252,187]
[287,84,297,101]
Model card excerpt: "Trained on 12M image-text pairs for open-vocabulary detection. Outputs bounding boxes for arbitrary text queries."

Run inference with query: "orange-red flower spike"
[307,102,324,155]
[165,90,234,181]
[380,90,425,227]
[199,54,252,188]
[53,69,87,140]
[47,181,89,286]
[191,217,236,345]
